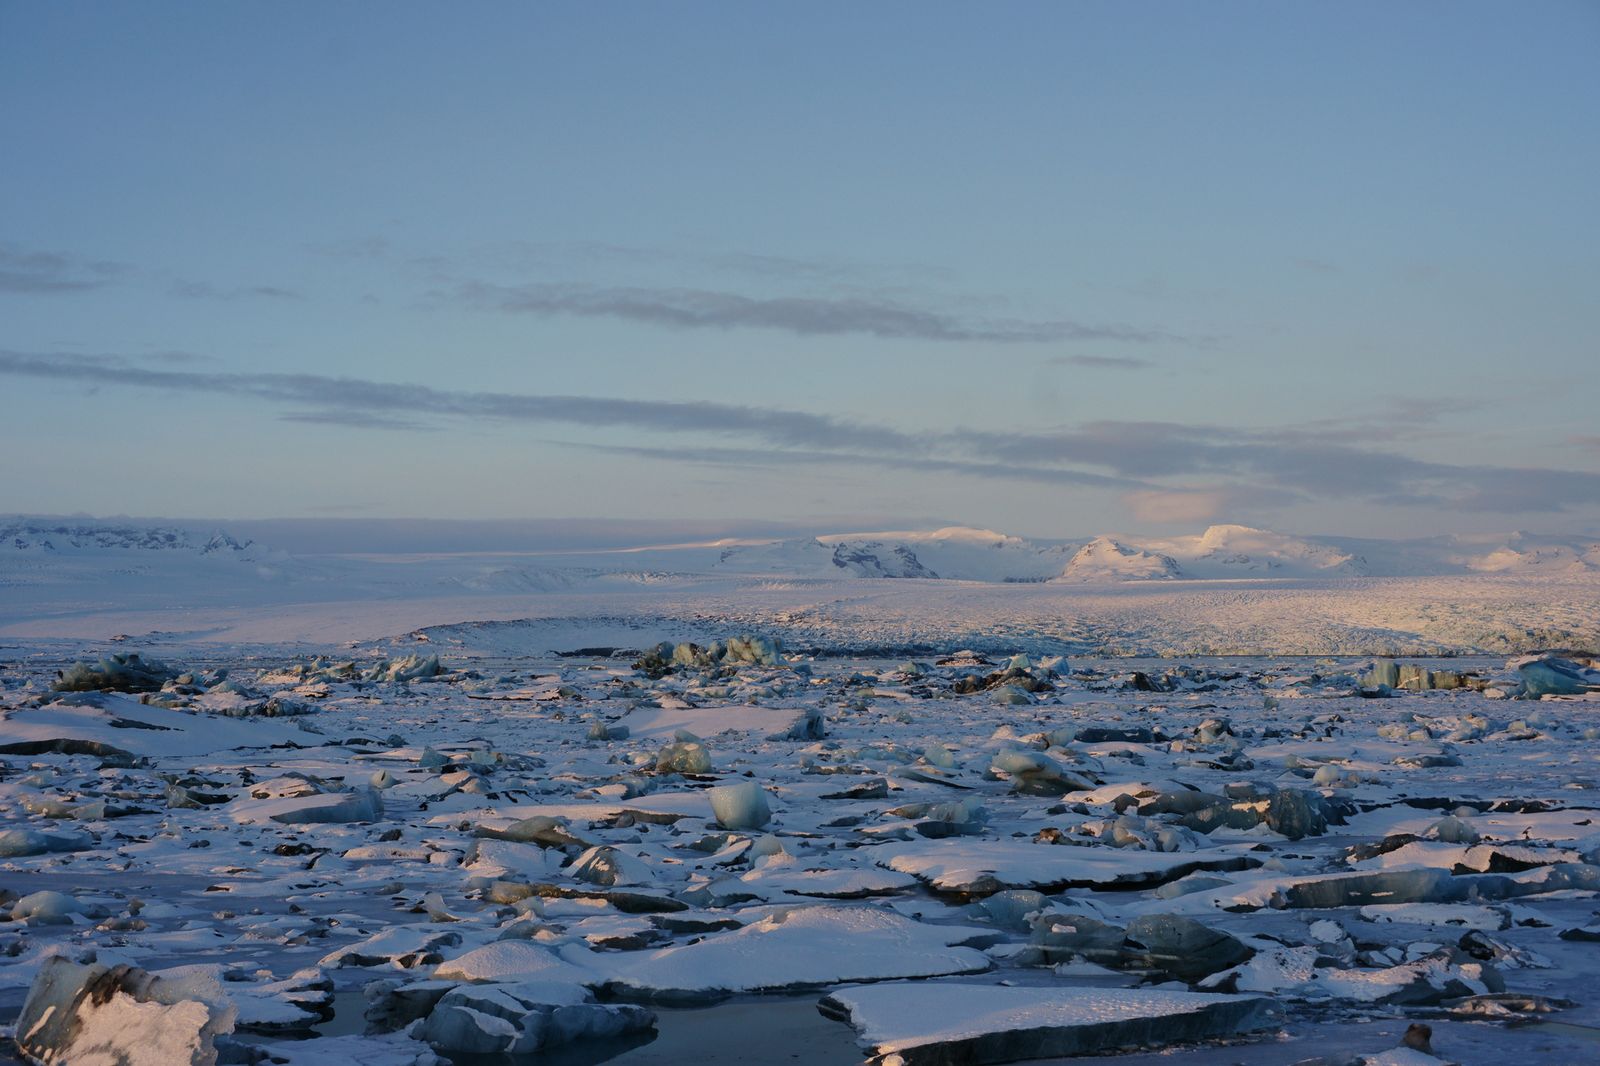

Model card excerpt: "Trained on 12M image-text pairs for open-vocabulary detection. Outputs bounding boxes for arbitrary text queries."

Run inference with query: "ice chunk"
[433,941,598,984]
[414,981,653,1056]
[15,957,236,1066]
[569,845,655,886]
[708,780,772,830]
[819,982,1272,1065]
[53,652,178,692]
[879,839,1262,895]
[594,905,991,1003]
[13,889,102,925]
[321,925,464,970]
[655,740,712,774]
[722,634,783,666]
[1515,655,1600,697]
[370,654,443,682]
[1266,788,1329,840]
[230,787,384,825]
[476,815,591,849]
[1124,914,1254,982]
[1366,658,1401,688]
[0,692,313,757]
[989,749,1094,795]
[976,890,1049,930]
[0,827,92,857]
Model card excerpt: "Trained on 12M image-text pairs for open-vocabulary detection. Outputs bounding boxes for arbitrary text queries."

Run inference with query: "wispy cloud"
[0,244,127,293]
[445,282,1186,344]
[1048,354,1157,370]
[0,241,300,302]
[0,350,916,453]
[3,349,1597,515]
[953,421,1600,514]
[1123,486,1304,524]
[328,236,956,287]
[169,281,303,301]
[544,440,1147,491]
[279,409,432,431]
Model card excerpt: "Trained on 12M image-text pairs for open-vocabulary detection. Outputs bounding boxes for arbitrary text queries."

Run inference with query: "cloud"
[446,282,1185,344]
[0,244,127,293]
[544,440,1147,491]
[954,421,1600,514]
[3,349,1597,516]
[0,241,302,302]
[0,349,917,453]
[348,236,957,287]
[169,281,304,301]
[1048,355,1157,370]
[279,410,433,431]
[1123,486,1303,525]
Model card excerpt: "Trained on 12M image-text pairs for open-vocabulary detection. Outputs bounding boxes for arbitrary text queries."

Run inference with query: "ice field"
[2,522,1598,1065]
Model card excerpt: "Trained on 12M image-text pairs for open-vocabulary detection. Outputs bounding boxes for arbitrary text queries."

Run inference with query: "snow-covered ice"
[2,519,1600,1064]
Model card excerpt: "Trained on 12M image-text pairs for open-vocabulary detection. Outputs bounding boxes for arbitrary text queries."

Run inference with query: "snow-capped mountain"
[1447,531,1600,574]
[1051,537,1183,582]
[1143,525,1368,578]
[713,523,1600,583]
[4,518,1597,602]
[716,527,1072,582]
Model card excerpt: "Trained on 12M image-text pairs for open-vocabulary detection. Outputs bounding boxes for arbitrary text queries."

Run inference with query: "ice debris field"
[1,522,1599,1065]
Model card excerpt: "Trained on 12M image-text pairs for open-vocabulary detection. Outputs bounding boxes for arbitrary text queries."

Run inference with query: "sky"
[2,2,1597,541]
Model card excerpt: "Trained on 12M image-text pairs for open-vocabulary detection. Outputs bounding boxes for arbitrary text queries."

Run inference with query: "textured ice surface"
[3,592,1599,1066]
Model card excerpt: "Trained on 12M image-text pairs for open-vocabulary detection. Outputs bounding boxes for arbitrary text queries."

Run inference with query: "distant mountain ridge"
[715,524,1600,582]
[2,517,1597,585]
[1,521,255,557]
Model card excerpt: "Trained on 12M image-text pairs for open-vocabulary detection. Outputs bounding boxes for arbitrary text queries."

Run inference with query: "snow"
[6,519,1597,657]
[432,941,597,985]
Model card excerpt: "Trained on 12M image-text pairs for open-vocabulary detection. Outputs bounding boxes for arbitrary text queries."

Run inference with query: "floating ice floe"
[876,839,1264,895]
[412,979,655,1056]
[819,982,1273,1065]
[0,692,314,758]
[586,904,993,1003]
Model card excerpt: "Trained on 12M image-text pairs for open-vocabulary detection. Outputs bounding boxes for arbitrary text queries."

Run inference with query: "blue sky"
[3,2,1597,539]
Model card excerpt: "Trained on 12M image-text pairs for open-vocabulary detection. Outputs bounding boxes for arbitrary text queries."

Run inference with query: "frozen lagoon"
[1,636,1599,1064]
